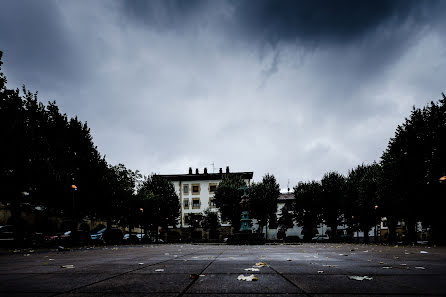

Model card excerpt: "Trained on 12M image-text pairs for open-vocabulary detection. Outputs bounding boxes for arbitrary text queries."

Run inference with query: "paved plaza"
[1,243,445,296]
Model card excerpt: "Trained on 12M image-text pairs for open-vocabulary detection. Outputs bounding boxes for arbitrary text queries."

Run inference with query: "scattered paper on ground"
[138,263,144,265]
[420,251,428,254]
[155,269,164,272]
[415,266,426,269]
[254,262,266,267]
[245,268,260,272]
[317,270,324,274]
[382,266,392,269]
[349,275,373,281]
[60,265,75,269]
[237,274,258,281]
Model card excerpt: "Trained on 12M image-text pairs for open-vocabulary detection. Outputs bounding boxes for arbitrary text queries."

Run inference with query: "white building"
[158,166,253,228]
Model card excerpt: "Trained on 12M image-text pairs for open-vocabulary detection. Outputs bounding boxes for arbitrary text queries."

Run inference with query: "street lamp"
[71,185,77,232]
[140,208,144,240]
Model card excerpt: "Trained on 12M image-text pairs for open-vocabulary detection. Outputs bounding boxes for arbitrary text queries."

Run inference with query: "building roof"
[157,172,253,182]
[278,193,294,201]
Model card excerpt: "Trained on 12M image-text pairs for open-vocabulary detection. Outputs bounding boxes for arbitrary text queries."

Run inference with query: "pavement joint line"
[46,248,203,297]
[266,262,312,297]
[177,247,228,297]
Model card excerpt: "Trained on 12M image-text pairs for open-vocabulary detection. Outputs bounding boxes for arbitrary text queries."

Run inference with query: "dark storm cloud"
[0,0,84,90]
[231,0,438,46]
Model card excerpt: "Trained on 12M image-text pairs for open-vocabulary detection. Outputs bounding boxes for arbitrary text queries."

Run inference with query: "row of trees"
[0,51,179,235]
[214,173,281,233]
[213,93,445,244]
[290,94,446,243]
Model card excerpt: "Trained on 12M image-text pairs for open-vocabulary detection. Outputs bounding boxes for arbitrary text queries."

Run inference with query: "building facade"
[158,166,253,228]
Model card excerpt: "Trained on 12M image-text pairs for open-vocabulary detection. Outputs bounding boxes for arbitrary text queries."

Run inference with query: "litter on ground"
[138,263,144,265]
[317,270,324,274]
[60,265,75,269]
[154,269,164,272]
[254,262,266,267]
[349,275,373,281]
[237,274,258,281]
[415,266,426,270]
[382,266,392,269]
[244,268,260,272]
[420,251,428,254]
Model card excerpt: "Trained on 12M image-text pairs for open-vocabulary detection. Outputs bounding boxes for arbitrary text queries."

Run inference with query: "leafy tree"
[137,175,180,238]
[201,208,220,232]
[320,171,346,241]
[380,94,446,243]
[292,181,322,241]
[214,174,246,231]
[277,203,294,239]
[248,174,280,235]
[345,163,381,243]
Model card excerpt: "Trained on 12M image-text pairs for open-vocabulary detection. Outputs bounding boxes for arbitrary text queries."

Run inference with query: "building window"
[184,199,189,209]
[209,183,217,193]
[192,184,200,194]
[192,198,201,209]
[183,184,189,195]
[209,198,216,208]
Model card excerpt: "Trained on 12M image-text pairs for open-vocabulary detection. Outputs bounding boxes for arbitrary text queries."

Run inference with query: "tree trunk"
[363,228,370,243]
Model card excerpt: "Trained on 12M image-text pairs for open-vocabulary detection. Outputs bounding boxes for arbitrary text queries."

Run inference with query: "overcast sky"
[1,0,445,190]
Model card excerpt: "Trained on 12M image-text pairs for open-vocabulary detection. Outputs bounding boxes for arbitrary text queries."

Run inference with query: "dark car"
[0,225,15,245]
[102,228,123,245]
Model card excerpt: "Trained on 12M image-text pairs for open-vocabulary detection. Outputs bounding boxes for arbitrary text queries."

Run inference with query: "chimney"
[188,167,192,174]
[195,168,199,174]
[226,166,230,173]
[204,167,208,174]
[219,168,222,174]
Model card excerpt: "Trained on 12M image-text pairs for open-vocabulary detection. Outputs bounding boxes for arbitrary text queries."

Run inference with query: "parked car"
[123,233,142,244]
[312,234,329,242]
[0,225,15,246]
[103,228,123,245]
[90,228,107,243]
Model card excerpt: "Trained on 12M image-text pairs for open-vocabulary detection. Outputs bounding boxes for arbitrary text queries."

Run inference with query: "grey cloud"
[0,0,85,91]
[1,0,445,190]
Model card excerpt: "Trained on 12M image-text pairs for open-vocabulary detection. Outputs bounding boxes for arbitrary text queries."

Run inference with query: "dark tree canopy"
[247,173,280,233]
[292,181,322,241]
[214,174,246,231]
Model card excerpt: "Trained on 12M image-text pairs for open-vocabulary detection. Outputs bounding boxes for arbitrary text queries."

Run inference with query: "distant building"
[158,166,253,228]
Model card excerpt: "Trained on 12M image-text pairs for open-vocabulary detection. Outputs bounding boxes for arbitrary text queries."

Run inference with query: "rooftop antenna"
[287,179,290,194]
[211,162,215,173]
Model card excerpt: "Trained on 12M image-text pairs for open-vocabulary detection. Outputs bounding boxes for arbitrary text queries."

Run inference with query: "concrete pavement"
[1,243,445,296]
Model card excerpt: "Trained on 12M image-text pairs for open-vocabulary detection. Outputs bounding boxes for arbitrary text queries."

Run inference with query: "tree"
[277,203,294,240]
[201,208,220,231]
[346,163,381,243]
[320,171,345,241]
[137,175,180,238]
[248,174,280,235]
[292,181,322,241]
[380,94,446,243]
[214,174,246,231]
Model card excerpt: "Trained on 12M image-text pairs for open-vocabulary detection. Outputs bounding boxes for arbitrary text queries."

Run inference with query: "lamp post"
[139,208,144,240]
[71,185,77,232]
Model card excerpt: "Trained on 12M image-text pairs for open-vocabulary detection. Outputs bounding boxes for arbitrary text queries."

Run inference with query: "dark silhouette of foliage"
[137,175,180,237]
[213,174,246,231]
[247,173,281,233]
[292,181,322,241]
[320,171,346,241]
